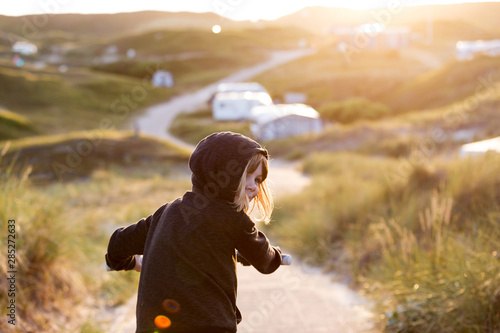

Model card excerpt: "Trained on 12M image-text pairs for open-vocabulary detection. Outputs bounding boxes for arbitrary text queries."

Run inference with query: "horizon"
[2,0,500,21]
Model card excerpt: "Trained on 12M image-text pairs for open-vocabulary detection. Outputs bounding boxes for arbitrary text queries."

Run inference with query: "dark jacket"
[105,132,282,333]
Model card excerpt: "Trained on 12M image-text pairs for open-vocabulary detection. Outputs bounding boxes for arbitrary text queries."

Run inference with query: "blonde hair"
[234,153,274,223]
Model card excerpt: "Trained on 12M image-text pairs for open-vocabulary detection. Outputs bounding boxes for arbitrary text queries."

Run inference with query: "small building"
[456,40,500,61]
[459,136,500,157]
[250,104,323,141]
[216,82,267,94]
[12,41,38,55]
[212,91,272,121]
[152,70,174,87]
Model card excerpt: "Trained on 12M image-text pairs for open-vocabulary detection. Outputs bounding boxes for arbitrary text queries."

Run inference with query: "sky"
[2,0,500,21]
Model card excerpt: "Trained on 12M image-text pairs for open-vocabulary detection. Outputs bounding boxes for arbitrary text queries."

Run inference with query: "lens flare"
[212,25,222,34]
[154,315,171,329]
[162,299,181,314]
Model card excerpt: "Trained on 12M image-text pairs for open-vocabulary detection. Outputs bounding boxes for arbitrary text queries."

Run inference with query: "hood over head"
[188,132,268,202]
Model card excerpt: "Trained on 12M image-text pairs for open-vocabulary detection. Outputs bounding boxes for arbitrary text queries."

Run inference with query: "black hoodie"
[105,132,282,333]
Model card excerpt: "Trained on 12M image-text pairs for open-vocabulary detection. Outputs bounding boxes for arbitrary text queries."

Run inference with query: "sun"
[212,25,222,34]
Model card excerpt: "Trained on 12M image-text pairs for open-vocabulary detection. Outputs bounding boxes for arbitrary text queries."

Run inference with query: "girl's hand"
[133,255,142,272]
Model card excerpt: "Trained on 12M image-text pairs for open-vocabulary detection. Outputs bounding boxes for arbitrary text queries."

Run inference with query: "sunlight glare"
[212,25,222,34]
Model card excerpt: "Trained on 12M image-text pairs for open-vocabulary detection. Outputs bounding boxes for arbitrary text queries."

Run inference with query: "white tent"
[250,104,323,141]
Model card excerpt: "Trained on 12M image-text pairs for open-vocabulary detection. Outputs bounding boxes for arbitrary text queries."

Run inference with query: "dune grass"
[268,152,500,332]
[0,136,190,332]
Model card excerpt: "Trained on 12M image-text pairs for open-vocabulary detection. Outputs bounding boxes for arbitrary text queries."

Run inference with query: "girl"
[105,131,283,333]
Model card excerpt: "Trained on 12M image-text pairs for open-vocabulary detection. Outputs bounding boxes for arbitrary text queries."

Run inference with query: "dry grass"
[0,138,190,332]
[269,152,500,332]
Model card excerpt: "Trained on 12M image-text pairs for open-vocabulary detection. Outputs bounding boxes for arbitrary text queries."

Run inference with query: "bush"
[318,98,391,124]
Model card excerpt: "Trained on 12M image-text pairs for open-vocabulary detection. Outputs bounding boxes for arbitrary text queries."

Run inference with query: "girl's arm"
[105,203,168,271]
[236,217,282,274]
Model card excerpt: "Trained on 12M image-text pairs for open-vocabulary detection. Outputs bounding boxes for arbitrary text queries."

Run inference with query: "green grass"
[383,54,500,113]
[98,27,312,57]
[0,130,190,183]
[0,64,170,136]
[0,108,37,140]
[91,53,266,90]
[169,109,252,145]
[268,152,500,332]
[252,47,427,111]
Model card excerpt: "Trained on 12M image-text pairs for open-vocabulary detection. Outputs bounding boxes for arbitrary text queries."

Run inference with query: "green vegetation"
[318,98,391,124]
[169,109,251,145]
[254,47,500,119]
[91,53,266,90]
[0,64,170,137]
[0,130,190,182]
[0,108,37,140]
[0,133,190,332]
[384,54,500,113]
[253,48,426,111]
[269,152,500,332]
[93,27,312,57]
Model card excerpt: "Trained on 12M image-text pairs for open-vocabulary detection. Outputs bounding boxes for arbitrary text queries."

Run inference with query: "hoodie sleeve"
[105,203,168,271]
[236,216,282,274]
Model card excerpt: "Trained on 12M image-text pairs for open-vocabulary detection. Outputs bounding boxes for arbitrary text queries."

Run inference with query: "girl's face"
[244,162,263,201]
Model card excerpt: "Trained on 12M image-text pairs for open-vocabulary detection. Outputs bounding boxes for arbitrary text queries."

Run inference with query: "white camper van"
[212,91,272,121]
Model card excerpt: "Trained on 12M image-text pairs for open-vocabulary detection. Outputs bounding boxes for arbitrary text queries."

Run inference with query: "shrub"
[318,98,391,124]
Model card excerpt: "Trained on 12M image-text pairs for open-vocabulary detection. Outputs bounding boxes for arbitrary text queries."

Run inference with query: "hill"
[2,2,499,45]
[270,2,500,36]
[0,130,190,183]
[0,11,253,39]
[383,54,500,113]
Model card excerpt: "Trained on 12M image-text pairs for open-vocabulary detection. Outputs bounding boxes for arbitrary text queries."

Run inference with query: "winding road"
[107,49,377,333]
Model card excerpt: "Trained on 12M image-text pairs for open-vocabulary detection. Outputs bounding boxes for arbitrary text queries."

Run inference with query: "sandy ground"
[101,49,378,332]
